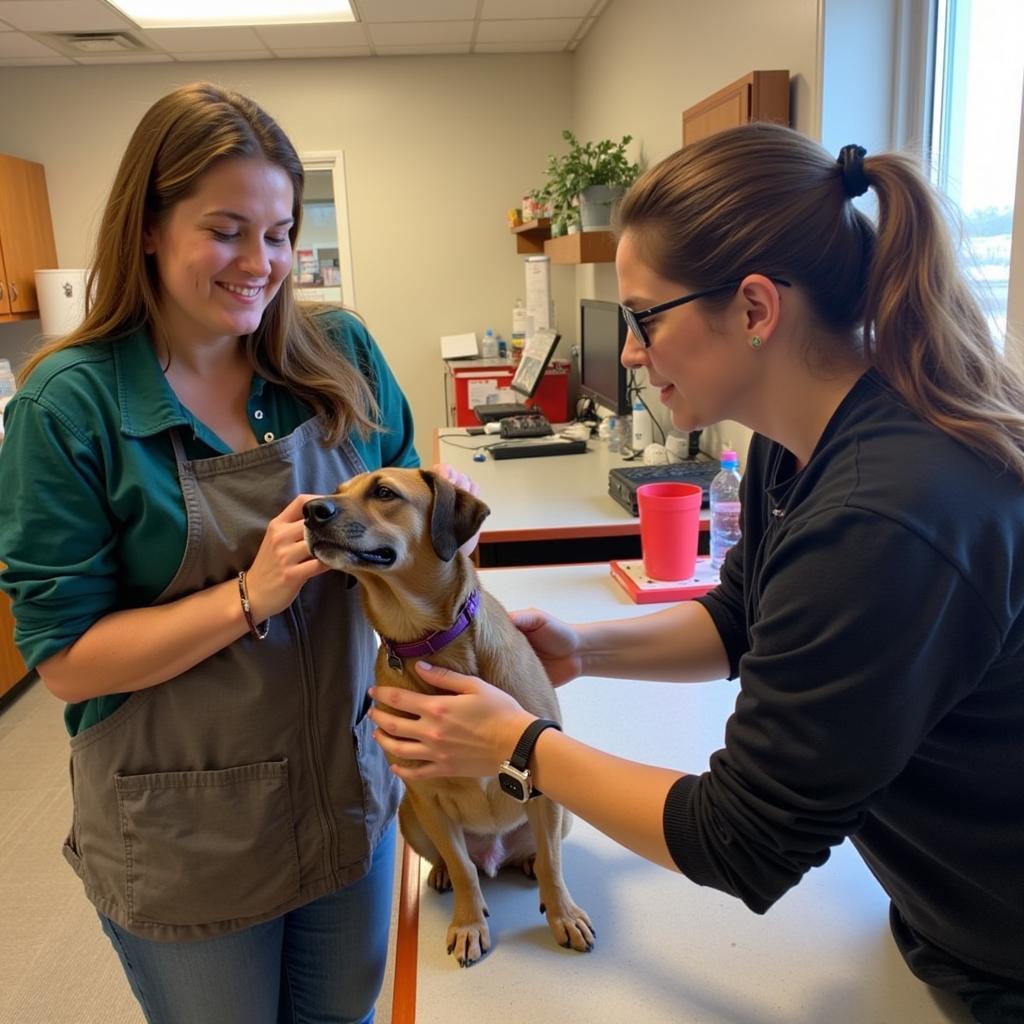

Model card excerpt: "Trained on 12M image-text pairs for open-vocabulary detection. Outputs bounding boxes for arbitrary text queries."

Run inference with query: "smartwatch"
[497,718,561,803]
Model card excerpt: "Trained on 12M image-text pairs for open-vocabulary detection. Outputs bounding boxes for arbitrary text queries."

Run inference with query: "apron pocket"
[115,759,300,927]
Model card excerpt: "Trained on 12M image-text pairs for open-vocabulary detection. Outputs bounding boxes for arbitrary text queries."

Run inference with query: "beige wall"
[0,0,832,462]
[570,0,824,463]
[0,55,575,451]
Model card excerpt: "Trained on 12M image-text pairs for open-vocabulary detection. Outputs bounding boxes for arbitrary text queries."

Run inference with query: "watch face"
[499,774,527,800]
[498,766,530,802]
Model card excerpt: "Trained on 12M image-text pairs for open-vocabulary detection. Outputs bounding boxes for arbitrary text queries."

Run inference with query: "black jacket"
[666,369,1024,986]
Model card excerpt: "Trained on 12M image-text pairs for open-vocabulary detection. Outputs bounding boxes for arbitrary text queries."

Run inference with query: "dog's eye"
[373,484,397,501]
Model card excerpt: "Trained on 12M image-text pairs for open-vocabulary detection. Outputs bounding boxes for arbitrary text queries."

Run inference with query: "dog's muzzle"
[304,498,338,526]
[303,497,398,568]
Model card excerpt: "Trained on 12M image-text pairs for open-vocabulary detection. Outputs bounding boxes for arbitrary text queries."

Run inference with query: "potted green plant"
[542,130,640,231]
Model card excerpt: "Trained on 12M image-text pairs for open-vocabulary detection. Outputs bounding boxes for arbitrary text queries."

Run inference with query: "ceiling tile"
[142,26,265,52]
[476,18,582,43]
[375,43,470,54]
[74,52,173,63]
[255,21,367,48]
[0,54,74,65]
[368,20,472,45]
[0,0,133,32]
[0,2,606,64]
[355,0,477,21]
[474,40,567,53]
[482,0,597,18]
[171,50,274,62]
[266,46,372,58]
[0,32,63,57]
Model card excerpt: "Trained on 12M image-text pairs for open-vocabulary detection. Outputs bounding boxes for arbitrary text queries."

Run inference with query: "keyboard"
[490,438,587,460]
[608,460,720,515]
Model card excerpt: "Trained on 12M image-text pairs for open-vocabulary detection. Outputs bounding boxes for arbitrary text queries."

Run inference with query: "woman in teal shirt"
[0,83,420,1024]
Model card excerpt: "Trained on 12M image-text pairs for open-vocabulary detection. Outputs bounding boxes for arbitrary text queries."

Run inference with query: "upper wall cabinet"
[0,153,58,323]
[682,70,791,147]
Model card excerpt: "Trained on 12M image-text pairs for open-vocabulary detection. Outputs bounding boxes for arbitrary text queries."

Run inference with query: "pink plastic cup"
[636,482,702,581]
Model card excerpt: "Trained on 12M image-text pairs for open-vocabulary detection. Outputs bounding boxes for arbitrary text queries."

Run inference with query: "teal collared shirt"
[0,310,418,733]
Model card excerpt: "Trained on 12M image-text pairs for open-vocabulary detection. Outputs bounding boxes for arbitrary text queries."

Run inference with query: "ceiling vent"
[44,32,150,54]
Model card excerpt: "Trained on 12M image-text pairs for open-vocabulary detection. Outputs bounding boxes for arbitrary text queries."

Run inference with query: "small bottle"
[511,299,529,362]
[709,448,743,570]
[606,415,621,453]
[495,333,508,360]
[631,396,651,451]
[0,358,17,443]
[480,328,498,359]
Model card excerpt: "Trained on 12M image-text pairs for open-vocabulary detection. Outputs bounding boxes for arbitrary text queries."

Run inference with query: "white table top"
[435,428,709,542]
[401,563,971,1024]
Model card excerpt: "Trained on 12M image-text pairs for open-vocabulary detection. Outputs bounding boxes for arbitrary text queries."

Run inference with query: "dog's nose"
[303,498,339,526]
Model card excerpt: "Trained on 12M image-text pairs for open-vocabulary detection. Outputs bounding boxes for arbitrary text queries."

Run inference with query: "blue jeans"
[100,823,396,1024]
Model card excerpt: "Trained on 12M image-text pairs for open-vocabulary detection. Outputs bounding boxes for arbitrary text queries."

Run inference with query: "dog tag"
[387,650,403,671]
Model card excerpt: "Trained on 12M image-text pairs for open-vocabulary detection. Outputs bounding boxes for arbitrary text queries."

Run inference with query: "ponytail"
[862,152,1024,479]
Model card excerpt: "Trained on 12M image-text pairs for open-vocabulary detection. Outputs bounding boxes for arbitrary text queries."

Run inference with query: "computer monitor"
[579,299,629,415]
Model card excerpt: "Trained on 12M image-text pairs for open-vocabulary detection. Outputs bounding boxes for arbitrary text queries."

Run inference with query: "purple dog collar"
[382,588,481,670]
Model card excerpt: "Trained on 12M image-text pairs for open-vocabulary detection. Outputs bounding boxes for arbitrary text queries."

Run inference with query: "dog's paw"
[446,919,491,967]
[545,900,595,953]
[427,863,452,892]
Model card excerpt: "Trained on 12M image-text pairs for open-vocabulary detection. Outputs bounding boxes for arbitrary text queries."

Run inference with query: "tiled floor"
[0,678,145,1024]
[0,678,399,1024]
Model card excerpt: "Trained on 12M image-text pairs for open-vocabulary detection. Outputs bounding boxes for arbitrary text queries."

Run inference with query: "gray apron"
[63,416,399,941]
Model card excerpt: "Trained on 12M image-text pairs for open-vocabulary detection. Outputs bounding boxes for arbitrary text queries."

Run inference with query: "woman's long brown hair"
[19,82,377,445]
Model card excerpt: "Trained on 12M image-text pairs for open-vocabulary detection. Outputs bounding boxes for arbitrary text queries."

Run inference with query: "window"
[930,0,1024,341]
[294,152,355,307]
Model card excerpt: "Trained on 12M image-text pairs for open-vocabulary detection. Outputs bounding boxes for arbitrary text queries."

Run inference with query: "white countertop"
[436,428,709,541]
[404,563,971,1024]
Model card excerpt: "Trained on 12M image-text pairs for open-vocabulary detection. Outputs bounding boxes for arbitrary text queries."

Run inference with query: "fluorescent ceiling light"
[107,1,354,29]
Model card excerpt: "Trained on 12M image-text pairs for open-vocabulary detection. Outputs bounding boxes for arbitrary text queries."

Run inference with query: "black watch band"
[507,718,561,795]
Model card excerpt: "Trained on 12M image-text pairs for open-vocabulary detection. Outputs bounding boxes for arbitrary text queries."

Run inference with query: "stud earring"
[750,335,763,349]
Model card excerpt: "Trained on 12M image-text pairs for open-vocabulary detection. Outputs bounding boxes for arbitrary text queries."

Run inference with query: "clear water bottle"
[709,448,742,570]
[480,328,498,359]
[606,415,622,453]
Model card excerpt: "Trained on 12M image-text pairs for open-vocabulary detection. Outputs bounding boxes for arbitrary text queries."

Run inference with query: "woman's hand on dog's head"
[431,462,480,497]
[369,664,534,781]
[431,463,482,557]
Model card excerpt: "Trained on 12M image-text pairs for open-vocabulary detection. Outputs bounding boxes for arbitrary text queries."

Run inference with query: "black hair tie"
[837,144,869,198]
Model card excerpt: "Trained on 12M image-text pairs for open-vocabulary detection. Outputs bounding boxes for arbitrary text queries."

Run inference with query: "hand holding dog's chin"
[369,664,534,780]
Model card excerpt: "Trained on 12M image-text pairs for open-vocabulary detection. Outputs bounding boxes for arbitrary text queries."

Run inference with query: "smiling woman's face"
[616,230,751,433]
[144,156,295,350]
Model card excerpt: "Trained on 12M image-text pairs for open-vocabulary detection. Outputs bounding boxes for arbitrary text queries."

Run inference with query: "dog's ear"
[419,469,491,562]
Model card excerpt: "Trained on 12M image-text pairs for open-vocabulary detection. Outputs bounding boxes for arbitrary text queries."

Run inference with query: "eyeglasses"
[620,277,791,348]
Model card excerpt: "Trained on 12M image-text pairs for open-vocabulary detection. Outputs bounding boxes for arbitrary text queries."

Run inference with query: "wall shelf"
[509,221,616,264]
[510,219,550,254]
[544,230,616,264]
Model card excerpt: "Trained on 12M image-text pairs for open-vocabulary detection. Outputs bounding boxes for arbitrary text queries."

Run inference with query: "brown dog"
[303,468,594,966]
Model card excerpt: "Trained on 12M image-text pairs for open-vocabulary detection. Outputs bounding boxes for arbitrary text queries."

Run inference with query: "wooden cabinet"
[0,588,28,700]
[682,70,790,147]
[0,153,59,323]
